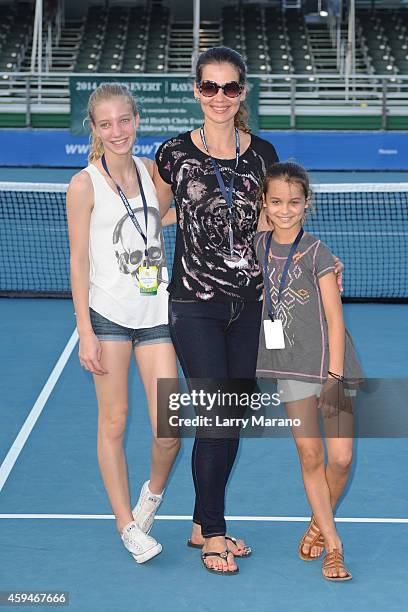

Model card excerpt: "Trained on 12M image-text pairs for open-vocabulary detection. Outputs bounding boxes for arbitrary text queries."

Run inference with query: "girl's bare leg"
[93,341,133,533]
[134,342,180,494]
[323,412,353,509]
[286,397,349,577]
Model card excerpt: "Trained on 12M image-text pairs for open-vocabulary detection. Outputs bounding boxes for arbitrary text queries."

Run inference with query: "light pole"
[192,0,200,75]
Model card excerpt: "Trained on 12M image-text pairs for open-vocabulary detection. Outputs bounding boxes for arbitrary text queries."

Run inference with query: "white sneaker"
[132,480,163,534]
[121,521,162,564]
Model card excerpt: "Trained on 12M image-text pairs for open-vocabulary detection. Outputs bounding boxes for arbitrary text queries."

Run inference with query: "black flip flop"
[225,535,252,557]
[187,534,252,557]
[201,550,239,575]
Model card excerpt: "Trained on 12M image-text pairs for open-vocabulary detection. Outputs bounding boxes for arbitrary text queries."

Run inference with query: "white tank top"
[85,156,169,329]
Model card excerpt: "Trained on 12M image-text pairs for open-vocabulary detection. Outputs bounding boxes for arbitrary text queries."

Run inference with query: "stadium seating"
[0,1,407,79]
[358,10,399,75]
[0,2,33,72]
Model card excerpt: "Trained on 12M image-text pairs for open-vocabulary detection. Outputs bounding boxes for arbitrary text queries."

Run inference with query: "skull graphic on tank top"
[112,206,168,287]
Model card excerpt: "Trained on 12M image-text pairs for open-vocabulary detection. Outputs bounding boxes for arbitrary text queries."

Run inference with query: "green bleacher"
[0,1,408,130]
[0,1,406,78]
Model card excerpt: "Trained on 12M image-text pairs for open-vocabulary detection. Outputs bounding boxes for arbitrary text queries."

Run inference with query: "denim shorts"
[89,308,172,349]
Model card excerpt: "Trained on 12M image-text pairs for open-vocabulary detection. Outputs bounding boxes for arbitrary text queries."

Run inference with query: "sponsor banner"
[0,129,407,169]
[69,75,260,136]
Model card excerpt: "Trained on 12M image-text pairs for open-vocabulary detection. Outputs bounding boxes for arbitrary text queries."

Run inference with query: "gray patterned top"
[255,231,362,383]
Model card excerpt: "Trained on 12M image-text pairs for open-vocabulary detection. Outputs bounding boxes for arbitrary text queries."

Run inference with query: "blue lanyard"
[263,228,304,321]
[101,154,149,260]
[200,126,240,257]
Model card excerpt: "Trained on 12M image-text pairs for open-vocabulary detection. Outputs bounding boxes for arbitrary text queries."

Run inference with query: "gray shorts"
[89,308,172,350]
[277,379,356,403]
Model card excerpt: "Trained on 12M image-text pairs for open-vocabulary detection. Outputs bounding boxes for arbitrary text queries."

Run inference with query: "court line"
[0,514,407,524]
[0,329,79,493]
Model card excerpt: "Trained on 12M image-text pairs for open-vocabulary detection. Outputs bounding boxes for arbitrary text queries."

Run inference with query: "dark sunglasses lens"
[200,81,218,97]
[223,82,242,98]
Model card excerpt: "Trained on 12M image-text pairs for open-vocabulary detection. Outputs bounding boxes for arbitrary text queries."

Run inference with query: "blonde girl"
[66,83,180,564]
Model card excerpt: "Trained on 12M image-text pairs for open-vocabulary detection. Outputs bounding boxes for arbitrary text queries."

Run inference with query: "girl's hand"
[333,256,344,293]
[79,331,108,376]
[319,377,352,418]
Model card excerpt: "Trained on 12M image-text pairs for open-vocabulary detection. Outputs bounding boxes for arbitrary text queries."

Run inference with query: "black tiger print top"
[156,131,278,302]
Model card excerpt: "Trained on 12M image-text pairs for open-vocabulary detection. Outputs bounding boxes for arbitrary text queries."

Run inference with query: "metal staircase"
[168,21,221,73]
[20,22,83,73]
[307,22,368,74]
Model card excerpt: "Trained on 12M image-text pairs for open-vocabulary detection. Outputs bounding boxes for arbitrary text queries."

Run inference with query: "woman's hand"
[256,208,272,232]
[333,256,344,293]
[78,331,108,376]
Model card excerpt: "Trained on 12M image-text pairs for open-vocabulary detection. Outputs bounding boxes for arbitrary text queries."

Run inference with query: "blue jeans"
[168,299,262,538]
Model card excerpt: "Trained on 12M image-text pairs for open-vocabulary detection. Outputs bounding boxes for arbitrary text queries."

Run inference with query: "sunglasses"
[198,80,244,98]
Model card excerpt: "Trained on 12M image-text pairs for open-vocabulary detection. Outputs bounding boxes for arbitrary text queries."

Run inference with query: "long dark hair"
[195,46,250,133]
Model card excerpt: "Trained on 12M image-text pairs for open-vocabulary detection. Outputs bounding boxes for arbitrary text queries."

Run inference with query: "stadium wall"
[0,129,407,170]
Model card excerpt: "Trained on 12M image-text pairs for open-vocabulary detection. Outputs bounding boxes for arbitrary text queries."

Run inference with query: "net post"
[381,78,388,131]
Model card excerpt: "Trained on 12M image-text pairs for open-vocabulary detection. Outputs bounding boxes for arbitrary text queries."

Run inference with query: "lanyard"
[263,228,304,321]
[101,154,149,261]
[200,126,240,257]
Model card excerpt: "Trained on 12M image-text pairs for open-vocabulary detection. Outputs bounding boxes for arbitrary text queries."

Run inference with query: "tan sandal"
[298,516,325,561]
[322,548,352,581]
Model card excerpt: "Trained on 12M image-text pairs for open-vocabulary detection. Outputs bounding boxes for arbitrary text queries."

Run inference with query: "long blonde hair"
[87,83,138,163]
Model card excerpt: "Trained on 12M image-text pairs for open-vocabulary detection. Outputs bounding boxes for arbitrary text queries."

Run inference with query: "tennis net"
[0,181,407,300]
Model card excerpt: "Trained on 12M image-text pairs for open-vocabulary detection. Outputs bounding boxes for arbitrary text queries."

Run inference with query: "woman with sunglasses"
[150,46,276,575]
[153,47,342,575]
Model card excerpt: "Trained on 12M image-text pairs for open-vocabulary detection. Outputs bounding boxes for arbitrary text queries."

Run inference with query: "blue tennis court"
[0,296,407,611]
[0,158,407,611]
[2,0,408,606]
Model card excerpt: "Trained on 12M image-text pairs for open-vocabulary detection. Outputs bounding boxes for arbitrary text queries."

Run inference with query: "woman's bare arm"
[162,208,177,226]
[153,162,174,218]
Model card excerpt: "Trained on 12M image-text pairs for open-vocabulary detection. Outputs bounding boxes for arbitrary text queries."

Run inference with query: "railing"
[0,72,408,129]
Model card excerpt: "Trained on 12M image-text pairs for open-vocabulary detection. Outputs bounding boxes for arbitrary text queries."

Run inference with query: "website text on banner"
[1,130,407,170]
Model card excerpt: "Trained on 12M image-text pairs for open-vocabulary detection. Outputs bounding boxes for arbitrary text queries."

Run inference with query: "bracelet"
[328,371,344,382]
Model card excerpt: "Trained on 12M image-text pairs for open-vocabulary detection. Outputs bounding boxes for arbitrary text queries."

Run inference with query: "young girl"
[66,83,180,564]
[255,161,361,581]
